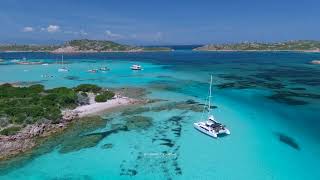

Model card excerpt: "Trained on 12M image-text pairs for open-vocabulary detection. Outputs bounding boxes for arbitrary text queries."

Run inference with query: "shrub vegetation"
[0,84,110,129]
[95,91,115,102]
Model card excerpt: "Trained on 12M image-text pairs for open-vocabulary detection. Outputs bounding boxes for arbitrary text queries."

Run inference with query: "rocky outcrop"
[0,123,65,160]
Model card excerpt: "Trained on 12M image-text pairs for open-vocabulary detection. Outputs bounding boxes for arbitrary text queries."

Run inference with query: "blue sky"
[0,0,319,45]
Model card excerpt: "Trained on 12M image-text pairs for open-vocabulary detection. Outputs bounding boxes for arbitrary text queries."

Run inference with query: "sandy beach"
[68,96,137,118]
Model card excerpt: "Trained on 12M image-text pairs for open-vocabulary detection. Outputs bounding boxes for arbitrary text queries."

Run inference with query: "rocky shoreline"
[0,93,143,161]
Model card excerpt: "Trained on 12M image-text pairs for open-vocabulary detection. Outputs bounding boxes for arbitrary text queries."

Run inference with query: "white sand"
[62,96,137,120]
[75,97,134,117]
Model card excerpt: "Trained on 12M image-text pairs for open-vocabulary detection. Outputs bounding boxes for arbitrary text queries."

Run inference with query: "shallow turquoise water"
[0,51,320,179]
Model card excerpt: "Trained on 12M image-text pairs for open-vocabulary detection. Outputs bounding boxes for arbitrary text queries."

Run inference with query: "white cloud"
[105,30,123,38]
[129,32,164,42]
[64,30,88,36]
[22,26,34,32]
[47,25,60,33]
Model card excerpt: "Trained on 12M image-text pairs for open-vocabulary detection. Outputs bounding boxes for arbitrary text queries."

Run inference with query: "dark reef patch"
[275,132,300,150]
[112,87,149,99]
[290,87,306,91]
[216,79,285,90]
[268,95,308,105]
[121,100,206,116]
[101,143,113,149]
[124,115,153,130]
[267,90,320,105]
[290,79,320,86]
[120,169,138,176]
[59,134,103,154]
[64,76,80,80]
[121,107,151,116]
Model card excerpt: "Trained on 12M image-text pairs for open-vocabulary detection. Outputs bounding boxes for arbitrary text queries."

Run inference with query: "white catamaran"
[193,75,230,138]
[58,55,69,72]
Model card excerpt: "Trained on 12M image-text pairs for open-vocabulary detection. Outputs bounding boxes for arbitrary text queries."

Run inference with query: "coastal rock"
[310,60,320,65]
[62,110,79,121]
[101,143,113,149]
[275,132,300,150]
[124,116,153,130]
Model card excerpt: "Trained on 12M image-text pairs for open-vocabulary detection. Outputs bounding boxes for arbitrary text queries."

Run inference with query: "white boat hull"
[194,122,230,138]
[193,123,218,138]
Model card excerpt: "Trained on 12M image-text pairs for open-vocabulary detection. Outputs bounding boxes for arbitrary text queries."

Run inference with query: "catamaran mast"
[208,75,213,113]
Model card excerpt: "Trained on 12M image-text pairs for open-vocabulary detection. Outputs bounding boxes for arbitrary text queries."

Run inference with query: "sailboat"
[193,75,230,138]
[58,55,69,72]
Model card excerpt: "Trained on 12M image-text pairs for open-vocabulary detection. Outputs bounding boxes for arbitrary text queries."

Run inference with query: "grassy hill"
[0,39,172,52]
[194,40,320,51]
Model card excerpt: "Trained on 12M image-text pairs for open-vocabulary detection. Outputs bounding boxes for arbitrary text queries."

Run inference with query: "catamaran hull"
[193,123,218,138]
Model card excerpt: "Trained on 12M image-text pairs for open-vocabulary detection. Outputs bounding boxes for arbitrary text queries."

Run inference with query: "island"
[0,83,142,160]
[0,39,173,53]
[194,40,320,52]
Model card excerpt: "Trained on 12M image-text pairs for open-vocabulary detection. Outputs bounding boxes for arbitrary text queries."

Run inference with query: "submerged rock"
[268,90,320,105]
[101,143,113,149]
[124,116,153,130]
[114,87,149,99]
[290,87,306,91]
[121,107,151,116]
[275,132,300,150]
[59,134,103,154]
[120,168,138,176]
[64,76,80,80]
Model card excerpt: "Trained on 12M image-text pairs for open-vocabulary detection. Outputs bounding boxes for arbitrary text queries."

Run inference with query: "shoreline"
[193,49,320,53]
[0,49,173,53]
[0,94,143,161]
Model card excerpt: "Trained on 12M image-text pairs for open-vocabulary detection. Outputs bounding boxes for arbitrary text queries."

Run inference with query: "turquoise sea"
[0,50,320,180]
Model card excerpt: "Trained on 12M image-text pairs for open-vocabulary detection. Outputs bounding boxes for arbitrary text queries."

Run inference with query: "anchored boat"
[193,75,230,138]
[130,64,142,70]
[58,55,69,72]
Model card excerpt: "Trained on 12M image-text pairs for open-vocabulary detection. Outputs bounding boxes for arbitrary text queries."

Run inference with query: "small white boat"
[58,67,69,72]
[100,67,109,71]
[58,55,69,72]
[42,63,49,66]
[88,69,98,73]
[194,75,230,138]
[130,64,142,70]
[11,59,20,63]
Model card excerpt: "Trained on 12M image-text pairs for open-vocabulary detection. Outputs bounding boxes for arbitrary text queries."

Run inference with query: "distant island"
[0,39,173,53]
[194,40,320,52]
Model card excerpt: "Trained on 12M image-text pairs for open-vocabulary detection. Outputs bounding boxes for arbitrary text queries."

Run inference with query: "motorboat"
[88,69,98,73]
[130,64,142,70]
[58,67,69,72]
[99,67,110,71]
[193,75,230,138]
